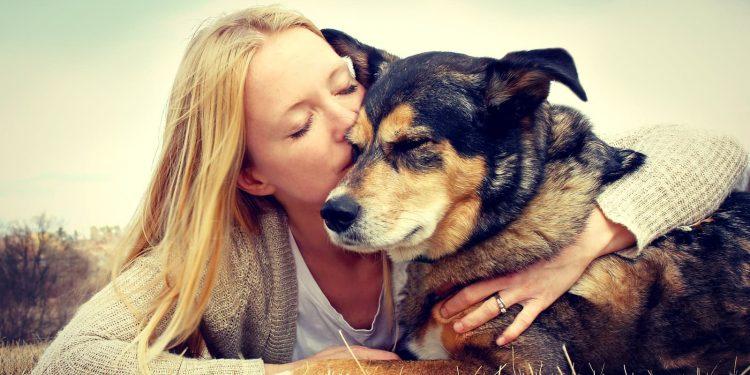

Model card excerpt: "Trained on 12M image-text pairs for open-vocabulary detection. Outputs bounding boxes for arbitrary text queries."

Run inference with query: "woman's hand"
[265,346,400,374]
[305,345,400,361]
[439,205,635,346]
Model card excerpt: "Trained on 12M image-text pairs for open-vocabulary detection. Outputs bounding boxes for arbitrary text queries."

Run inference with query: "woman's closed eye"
[336,82,358,96]
[289,82,359,140]
[290,114,313,139]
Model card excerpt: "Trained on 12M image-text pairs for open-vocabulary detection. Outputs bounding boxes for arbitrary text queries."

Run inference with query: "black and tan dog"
[316,29,750,374]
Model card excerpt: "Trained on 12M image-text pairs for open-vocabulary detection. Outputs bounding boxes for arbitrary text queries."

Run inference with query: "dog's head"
[320,29,635,262]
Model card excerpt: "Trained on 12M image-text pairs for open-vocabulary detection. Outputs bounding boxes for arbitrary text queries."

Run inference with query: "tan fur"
[740,239,750,288]
[352,149,445,212]
[488,70,551,107]
[349,110,374,146]
[434,66,483,87]
[380,104,417,144]
[424,141,485,259]
[480,163,597,256]
[347,140,450,257]
[511,70,551,99]
[657,351,705,371]
[569,256,644,321]
[291,359,485,374]
[548,110,580,154]
[344,114,486,260]
[415,155,602,295]
[431,301,482,354]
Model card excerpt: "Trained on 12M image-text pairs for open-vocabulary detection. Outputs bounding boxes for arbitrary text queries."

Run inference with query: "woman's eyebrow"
[329,60,350,83]
[280,62,351,118]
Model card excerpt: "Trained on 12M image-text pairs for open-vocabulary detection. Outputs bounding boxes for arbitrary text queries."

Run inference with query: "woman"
[33,6,747,374]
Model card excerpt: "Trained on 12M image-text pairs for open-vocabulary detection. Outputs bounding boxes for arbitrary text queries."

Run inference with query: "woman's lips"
[341,157,354,173]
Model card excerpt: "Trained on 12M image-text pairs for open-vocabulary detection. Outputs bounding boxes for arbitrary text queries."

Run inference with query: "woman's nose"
[325,101,358,142]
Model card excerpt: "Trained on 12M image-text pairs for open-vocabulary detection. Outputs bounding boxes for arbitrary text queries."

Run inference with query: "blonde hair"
[111,6,321,373]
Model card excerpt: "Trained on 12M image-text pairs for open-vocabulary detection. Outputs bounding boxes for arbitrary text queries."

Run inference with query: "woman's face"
[240,27,364,210]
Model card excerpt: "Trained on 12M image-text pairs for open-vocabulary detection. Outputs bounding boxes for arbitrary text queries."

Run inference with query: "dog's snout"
[321,195,360,233]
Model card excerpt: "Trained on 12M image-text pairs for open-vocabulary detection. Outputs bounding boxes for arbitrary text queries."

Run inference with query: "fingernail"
[440,306,449,318]
[453,322,463,333]
[496,337,505,346]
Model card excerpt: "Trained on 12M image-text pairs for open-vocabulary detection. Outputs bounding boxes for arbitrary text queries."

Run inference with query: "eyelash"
[289,83,359,140]
[290,115,313,139]
[337,83,358,96]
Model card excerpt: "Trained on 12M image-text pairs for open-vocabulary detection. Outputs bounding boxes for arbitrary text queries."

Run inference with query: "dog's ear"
[601,148,646,184]
[321,28,399,88]
[486,48,587,122]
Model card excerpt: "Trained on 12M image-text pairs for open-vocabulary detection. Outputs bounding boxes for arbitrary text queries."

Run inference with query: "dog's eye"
[394,138,430,154]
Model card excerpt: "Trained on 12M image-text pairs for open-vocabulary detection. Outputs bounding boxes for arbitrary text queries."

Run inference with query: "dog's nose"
[321,195,360,233]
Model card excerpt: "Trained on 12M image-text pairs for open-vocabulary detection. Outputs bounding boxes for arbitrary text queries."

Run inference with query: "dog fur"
[319,29,750,374]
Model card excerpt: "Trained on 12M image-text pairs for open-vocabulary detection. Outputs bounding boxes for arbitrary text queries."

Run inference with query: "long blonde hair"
[111,6,321,373]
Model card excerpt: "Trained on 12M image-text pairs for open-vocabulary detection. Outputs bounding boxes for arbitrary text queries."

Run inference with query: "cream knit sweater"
[32,125,748,374]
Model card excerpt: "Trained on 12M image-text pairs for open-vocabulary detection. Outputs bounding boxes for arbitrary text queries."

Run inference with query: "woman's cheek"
[290,148,330,183]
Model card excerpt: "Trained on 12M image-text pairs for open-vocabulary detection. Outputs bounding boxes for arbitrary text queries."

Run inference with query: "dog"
[316,29,750,374]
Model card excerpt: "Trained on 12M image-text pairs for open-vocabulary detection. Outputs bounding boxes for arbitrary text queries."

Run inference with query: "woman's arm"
[32,252,265,375]
[596,124,748,257]
[440,124,748,345]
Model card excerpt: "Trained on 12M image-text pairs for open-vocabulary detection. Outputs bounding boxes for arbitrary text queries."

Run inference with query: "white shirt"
[289,228,409,361]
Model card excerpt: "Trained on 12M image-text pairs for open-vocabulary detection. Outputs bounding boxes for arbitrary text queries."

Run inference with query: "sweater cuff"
[595,195,655,259]
[177,357,265,374]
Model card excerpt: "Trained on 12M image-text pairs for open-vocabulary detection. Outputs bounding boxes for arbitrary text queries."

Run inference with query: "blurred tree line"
[0,215,110,343]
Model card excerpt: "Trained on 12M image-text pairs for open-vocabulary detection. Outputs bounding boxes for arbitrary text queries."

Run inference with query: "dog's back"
[530,192,750,373]
[632,192,750,371]
[408,193,750,374]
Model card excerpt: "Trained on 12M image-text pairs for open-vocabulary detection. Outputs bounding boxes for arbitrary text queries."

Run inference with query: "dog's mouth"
[322,186,451,261]
[402,226,422,242]
[330,225,425,253]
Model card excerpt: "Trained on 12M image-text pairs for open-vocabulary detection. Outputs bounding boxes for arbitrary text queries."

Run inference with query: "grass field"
[0,342,48,375]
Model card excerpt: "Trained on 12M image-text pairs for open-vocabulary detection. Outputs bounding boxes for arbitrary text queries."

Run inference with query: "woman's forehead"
[244,28,340,126]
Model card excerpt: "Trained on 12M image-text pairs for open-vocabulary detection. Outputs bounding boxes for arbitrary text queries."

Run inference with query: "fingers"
[346,346,394,360]
[355,347,400,360]
[311,345,400,361]
[441,275,511,318]
[495,303,542,346]
[453,290,518,333]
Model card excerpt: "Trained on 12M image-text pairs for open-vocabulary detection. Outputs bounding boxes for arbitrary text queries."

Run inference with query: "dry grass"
[296,358,750,375]
[297,336,750,375]
[1,340,747,375]
[0,342,49,375]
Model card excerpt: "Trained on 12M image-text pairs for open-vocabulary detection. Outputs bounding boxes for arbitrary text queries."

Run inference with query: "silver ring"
[494,292,508,314]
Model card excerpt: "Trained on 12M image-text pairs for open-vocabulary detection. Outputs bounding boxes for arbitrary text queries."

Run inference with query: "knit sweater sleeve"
[596,124,748,258]
[32,252,265,375]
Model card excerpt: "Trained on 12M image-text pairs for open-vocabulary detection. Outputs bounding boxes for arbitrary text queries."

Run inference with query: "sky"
[1,0,748,235]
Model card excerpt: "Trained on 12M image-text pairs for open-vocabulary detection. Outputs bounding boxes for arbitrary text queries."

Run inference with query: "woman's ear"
[237,167,275,196]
